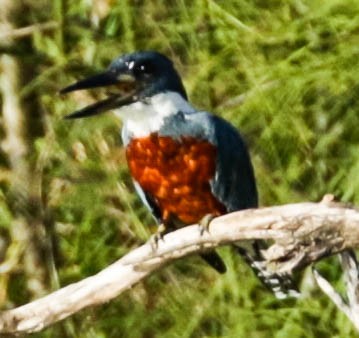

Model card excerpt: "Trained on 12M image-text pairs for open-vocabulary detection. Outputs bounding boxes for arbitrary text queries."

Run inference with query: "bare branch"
[0,201,359,334]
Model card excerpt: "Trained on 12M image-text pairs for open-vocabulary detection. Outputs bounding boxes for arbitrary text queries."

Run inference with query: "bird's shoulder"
[183,111,258,210]
[159,109,244,144]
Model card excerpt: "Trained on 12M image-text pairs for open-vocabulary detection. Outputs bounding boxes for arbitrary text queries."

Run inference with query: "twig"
[0,201,359,334]
[0,21,58,41]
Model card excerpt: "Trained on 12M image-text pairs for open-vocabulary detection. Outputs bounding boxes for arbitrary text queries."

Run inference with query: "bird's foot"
[148,223,166,252]
[198,214,215,236]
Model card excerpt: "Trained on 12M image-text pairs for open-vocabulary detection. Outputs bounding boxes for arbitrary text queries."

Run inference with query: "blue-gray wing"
[187,112,258,212]
[211,114,258,211]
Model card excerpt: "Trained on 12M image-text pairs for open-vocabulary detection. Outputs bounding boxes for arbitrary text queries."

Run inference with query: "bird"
[60,50,299,298]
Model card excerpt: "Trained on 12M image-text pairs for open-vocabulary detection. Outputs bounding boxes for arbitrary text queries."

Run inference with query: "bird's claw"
[199,214,215,236]
[149,223,166,252]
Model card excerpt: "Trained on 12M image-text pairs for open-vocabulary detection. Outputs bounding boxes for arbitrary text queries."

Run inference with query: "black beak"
[60,71,138,119]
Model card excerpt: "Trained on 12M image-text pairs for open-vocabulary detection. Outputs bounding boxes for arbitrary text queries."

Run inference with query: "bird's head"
[60,51,187,119]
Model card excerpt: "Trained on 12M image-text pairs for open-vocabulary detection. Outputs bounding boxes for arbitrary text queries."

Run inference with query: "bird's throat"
[115,91,195,138]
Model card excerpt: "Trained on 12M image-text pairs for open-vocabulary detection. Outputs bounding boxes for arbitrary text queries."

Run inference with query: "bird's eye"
[133,61,155,77]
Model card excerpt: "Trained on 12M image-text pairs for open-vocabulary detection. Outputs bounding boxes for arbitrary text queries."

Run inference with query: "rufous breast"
[126,133,226,225]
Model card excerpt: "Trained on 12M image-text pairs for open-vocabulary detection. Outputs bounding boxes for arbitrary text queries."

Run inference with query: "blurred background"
[0,0,359,337]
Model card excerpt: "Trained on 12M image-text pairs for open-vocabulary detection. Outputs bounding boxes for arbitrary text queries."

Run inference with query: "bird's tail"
[235,240,300,299]
[200,251,227,274]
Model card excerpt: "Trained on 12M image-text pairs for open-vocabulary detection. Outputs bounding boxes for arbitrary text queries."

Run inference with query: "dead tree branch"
[0,200,359,334]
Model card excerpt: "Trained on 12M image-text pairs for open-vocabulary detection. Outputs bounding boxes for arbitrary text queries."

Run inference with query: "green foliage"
[1,0,359,336]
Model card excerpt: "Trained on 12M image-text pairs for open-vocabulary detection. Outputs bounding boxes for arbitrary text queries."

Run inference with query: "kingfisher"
[60,51,298,298]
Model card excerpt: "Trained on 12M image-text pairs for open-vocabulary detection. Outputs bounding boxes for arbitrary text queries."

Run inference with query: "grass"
[1,0,359,336]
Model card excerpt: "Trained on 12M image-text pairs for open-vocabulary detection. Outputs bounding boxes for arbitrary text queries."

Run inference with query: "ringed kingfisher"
[61,51,299,298]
